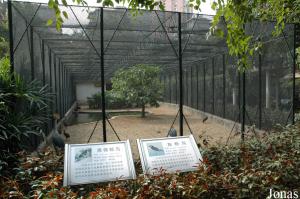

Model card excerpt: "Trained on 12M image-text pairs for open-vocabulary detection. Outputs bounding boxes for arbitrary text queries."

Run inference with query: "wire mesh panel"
[260,25,294,128]
[197,63,205,111]
[10,1,296,148]
[224,55,239,122]
[205,59,213,114]
[245,54,260,127]
[214,54,224,118]
[12,4,31,81]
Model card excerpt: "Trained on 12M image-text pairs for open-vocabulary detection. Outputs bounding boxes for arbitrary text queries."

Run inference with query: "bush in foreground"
[0,124,299,198]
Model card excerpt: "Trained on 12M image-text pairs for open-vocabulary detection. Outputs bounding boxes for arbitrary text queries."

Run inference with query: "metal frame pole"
[258,52,262,129]
[212,57,215,114]
[186,70,188,105]
[30,26,34,81]
[175,71,178,104]
[164,75,167,101]
[58,61,64,118]
[292,24,296,124]
[41,40,45,85]
[48,48,54,126]
[49,49,52,91]
[169,74,172,103]
[60,61,63,116]
[65,69,67,112]
[196,65,199,110]
[203,63,206,111]
[241,70,245,141]
[238,72,241,122]
[190,66,193,107]
[223,54,226,117]
[8,0,14,74]
[63,66,65,114]
[54,56,58,112]
[178,12,183,136]
[100,7,107,142]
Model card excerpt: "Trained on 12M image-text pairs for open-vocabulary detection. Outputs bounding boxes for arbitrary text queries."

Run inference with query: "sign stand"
[137,135,202,174]
[63,140,136,186]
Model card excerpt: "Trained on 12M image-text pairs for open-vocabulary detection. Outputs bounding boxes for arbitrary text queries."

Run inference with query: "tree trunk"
[141,104,145,118]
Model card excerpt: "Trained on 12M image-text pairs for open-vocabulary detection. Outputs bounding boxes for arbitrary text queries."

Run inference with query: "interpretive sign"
[63,140,136,186]
[137,135,202,174]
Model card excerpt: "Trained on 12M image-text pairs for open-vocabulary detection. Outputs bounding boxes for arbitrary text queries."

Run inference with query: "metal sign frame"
[63,140,136,186]
[137,135,202,174]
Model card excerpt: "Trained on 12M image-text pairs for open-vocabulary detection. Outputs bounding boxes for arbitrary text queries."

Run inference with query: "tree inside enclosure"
[111,64,163,117]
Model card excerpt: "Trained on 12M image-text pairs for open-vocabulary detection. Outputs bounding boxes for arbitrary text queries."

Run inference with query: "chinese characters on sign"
[63,140,136,186]
[137,135,202,174]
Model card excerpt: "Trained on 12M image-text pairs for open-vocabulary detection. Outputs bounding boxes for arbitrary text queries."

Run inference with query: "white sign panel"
[63,140,136,186]
[137,135,202,174]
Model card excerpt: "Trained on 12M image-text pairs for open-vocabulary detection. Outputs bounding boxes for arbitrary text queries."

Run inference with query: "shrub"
[87,91,131,110]
[0,57,53,152]
[0,123,299,198]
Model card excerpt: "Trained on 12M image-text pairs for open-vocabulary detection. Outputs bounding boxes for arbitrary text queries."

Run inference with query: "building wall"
[161,0,192,13]
[76,83,102,104]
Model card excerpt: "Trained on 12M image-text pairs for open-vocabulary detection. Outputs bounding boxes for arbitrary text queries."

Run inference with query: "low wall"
[160,102,265,134]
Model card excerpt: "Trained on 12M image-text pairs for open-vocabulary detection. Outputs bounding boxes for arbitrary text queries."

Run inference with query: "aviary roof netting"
[12,1,229,81]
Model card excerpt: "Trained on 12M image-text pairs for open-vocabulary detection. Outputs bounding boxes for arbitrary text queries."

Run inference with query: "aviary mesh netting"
[11,1,295,143]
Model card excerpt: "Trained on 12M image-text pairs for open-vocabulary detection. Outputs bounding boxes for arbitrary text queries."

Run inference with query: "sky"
[16,0,216,15]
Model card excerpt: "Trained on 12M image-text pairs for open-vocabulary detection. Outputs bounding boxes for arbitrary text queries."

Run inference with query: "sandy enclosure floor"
[66,104,240,159]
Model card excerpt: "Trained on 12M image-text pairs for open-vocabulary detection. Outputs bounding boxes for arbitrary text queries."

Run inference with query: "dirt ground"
[65,104,240,159]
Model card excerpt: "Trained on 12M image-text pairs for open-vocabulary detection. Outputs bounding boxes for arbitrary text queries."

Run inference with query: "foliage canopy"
[111,64,163,117]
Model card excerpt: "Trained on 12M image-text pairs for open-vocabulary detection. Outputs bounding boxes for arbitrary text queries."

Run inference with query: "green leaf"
[62,11,68,19]
[62,0,68,6]
[48,0,54,8]
[46,19,53,26]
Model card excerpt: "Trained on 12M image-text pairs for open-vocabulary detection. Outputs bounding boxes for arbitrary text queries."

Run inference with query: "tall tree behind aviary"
[111,65,163,117]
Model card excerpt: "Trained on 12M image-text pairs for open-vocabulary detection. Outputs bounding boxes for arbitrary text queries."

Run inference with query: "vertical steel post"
[7,0,14,74]
[258,53,262,129]
[241,70,245,141]
[169,74,172,103]
[49,49,52,91]
[178,12,183,136]
[48,48,53,126]
[190,66,193,107]
[203,63,206,111]
[223,54,226,117]
[175,71,178,104]
[30,26,34,81]
[212,57,215,114]
[62,65,65,115]
[186,70,188,106]
[54,56,57,112]
[196,65,199,110]
[100,8,107,142]
[60,61,62,116]
[238,72,241,122]
[41,40,45,85]
[292,24,296,124]
[164,75,167,101]
[64,69,67,112]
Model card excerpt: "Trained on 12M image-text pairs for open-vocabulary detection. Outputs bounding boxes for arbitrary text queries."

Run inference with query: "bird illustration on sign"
[147,142,165,157]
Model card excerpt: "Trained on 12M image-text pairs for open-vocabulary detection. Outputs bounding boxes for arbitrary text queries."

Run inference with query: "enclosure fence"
[7,0,296,146]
